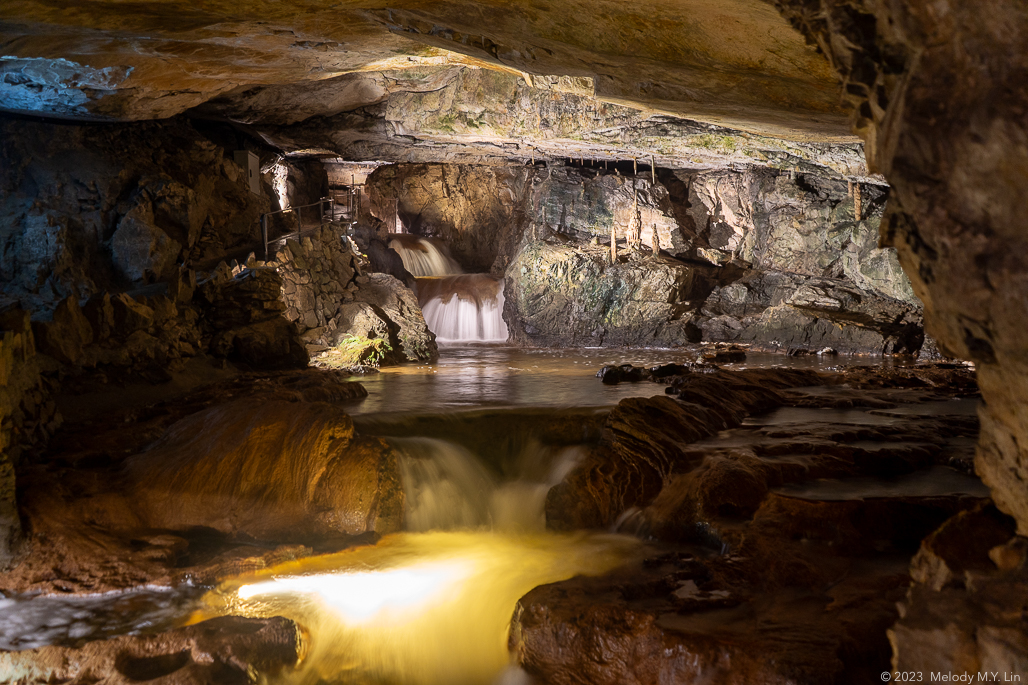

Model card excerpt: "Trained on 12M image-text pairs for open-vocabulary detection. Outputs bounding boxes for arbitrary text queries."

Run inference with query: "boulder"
[110,201,181,284]
[337,273,437,362]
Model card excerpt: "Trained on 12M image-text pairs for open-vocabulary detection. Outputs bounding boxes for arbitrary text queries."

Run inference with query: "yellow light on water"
[200,531,641,685]
[236,560,473,624]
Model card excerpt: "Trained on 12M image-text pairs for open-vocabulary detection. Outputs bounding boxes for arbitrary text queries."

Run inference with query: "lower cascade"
[417,275,510,344]
[193,436,632,685]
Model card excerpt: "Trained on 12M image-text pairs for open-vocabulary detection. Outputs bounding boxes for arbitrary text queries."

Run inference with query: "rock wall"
[366,161,921,353]
[272,227,437,363]
[0,115,276,315]
[365,163,532,273]
[0,309,60,568]
[770,0,1028,672]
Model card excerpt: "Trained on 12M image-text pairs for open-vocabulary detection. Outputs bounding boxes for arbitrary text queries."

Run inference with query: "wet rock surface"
[0,615,303,685]
[125,399,404,541]
[0,369,373,595]
[392,161,925,354]
[521,364,990,683]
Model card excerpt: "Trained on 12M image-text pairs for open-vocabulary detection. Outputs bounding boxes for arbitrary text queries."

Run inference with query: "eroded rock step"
[516,364,997,684]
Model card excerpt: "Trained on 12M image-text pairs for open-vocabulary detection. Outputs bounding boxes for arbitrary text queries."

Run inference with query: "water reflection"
[346,346,884,415]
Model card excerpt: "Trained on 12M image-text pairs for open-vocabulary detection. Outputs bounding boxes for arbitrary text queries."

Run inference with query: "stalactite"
[633,158,637,175]
[848,180,853,197]
[651,155,655,184]
[610,224,617,263]
[652,224,659,254]
[854,184,862,222]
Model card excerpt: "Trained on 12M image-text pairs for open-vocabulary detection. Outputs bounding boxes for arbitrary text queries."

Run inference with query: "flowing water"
[196,530,640,685]
[0,343,983,685]
[388,235,462,278]
[417,276,509,344]
[388,233,510,344]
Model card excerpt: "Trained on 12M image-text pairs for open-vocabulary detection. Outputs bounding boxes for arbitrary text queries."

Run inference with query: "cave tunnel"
[0,0,1026,683]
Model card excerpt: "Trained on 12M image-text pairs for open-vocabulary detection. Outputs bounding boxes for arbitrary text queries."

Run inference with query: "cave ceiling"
[0,0,873,177]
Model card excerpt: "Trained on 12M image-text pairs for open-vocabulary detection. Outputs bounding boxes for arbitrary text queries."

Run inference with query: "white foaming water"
[389,235,461,277]
[390,438,585,533]
[418,275,510,344]
[393,437,496,531]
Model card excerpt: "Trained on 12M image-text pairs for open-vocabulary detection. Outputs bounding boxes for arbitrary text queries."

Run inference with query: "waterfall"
[389,437,585,533]
[388,234,461,277]
[417,275,510,344]
[393,437,495,531]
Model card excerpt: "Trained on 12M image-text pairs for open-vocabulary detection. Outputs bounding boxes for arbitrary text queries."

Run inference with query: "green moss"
[334,335,393,367]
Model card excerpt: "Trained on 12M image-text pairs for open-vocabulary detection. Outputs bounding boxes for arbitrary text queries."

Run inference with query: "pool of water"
[344,346,886,415]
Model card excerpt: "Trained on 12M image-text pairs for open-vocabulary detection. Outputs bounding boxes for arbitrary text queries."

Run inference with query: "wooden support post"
[854,184,862,222]
[611,224,617,263]
[651,155,656,184]
[633,157,637,175]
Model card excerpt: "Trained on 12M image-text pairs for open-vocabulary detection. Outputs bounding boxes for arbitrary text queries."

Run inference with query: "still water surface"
[345,345,884,415]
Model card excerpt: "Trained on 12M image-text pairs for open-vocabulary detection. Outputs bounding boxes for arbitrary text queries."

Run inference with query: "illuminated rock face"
[125,399,404,540]
[773,0,1028,533]
[0,0,846,139]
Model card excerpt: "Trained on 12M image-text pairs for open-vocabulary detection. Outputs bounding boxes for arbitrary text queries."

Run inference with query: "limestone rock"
[546,368,821,530]
[110,201,182,284]
[0,615,302,684]
[505,240,705,348]
[146,175,206,249]
[338,273,437,363]
[30,295,93,364]
[125,399,404,540]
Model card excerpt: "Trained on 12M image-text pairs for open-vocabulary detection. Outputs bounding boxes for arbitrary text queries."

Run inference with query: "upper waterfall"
[389,234,462,278]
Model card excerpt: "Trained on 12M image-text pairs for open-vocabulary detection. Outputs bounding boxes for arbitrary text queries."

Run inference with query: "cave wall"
[366,161,922,353]
[365,163,533,273]
[770,0,1028,671]
[0,116,276,315]
[0,309,60,569]
[281,159,330,211]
